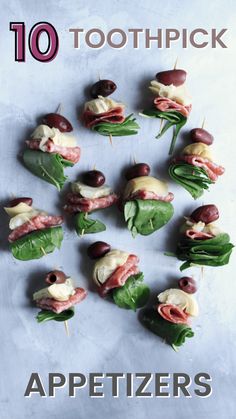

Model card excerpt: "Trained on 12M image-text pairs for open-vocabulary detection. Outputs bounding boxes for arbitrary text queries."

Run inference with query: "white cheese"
[84,95,125,114]
[33,278,75,302]
[123,176,168,200]
[182,142,213,161]
[31,124,76,150]
[71,181,112,199]
[181,218,221,236]
[158,288,198,317]
[93,250,129,286]
[4,202,32,217]
[149,80,191,106]
[9,210,43,230]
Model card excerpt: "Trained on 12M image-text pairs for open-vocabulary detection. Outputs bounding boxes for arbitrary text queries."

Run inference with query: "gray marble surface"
[0,0,236,418]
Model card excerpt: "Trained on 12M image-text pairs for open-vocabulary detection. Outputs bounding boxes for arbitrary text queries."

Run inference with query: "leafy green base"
[169,163,213,199]
[140,109,187,154]
[91,114,140,136]
[141,308,194,349]
[23,150,74,190]
[124,199,174,237]
[176,233,234,270]
[112,273,150,310]
[10,226,63,261]
[36,307,75,323]
[74,212,106,235]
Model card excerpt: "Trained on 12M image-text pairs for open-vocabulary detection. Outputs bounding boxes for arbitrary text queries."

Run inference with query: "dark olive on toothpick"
[190,128,214,145]
[90,80,117,98]
[9,197,33,207]
[178,277,197,294]
[156,69,186,87]
[45,270,67,284]
[87,241,111,259]
[191,204,219,224]
[83,170,106,187]
[125,163,151,180]
[42,113,73,132]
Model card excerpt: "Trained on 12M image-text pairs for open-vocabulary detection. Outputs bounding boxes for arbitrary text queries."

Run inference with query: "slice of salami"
[154,97,192,117]
[185,229,214,240]
[82,106,125,128]
[125,190,174,203]
[8,214,63,242]
[26,139,81,164]
[98,254,139,297]
[157,303,189,324]
[64,192,119,213]
[173,155,225,181]
[35,287,87,314]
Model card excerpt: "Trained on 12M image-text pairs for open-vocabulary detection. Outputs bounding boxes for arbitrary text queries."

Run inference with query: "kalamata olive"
[178,277,197,294]
[191,204,219,224]
[190,128,214,145]
[156,69,186,87]
[41,113,73,132]
[90,80,117,98]
[83,170,105,187]
[125,163,151,180]
[45,270,67,284]
[87,241,111,259]
[9,197,33,207]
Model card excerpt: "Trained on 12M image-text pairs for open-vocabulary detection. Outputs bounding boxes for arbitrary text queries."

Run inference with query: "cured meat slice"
[157,303,189,324]
[173,155,225,181]
[154,97,192,117]
[8,214,63,243]
[35,287,87,314]
[64,192,119,213]
[98,254,139,297]
[125,190,174,202]
[185,229,214,240]
[26,139,81,164]
[82,107,125,128]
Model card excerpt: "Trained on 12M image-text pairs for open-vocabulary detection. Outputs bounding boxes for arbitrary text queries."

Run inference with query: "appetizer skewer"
[169,128,225,199]
[175,204,234,270]
[88,241,150,310]
[122,163,174,237]
[23,112,81,190]
[4,197,64,260]
[64,170,118,236]
[140,69,192,154]
[33,270,87,325]
[82,79,140,137]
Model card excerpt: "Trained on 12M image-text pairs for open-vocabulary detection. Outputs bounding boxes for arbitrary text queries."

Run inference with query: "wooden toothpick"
[41,247,47,257]
[132,155,137,165]
[173,57,178,70]
[109,134,113,146]
[201,117,206,129]
[56,103,63,115]
[64,320,70,336]
[200,266,204,281]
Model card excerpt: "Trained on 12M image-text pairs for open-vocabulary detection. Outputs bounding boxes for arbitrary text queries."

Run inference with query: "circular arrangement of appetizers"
[4,197,64,260]
[64,169,118,235]
[88,241,150,310]
[82,79,140,136]
[33,270,87,323]
[169,128,225,199]
[140,68,192,154]
[175,204,234,270]
[122,163,174,237]
[23,111,81,190]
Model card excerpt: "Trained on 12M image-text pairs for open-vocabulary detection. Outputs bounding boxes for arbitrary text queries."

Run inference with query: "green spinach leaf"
[113,272,150,310]
[140,109,187,154]
[74,212,106,235]
[141,308,194,349]
[23,150,74,190]
[124,199,174,237]
[176,233,234,270]
[169,163,213,199]
[10,226,63,261]
[36,307,75,323]
[92,114,140,136]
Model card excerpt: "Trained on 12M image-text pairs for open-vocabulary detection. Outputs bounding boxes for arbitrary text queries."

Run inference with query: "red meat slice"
[154,97,192,117]
[98,254,139,297]
[35,287,87,314]
[8,214,63,243]
[185,229,214,240]
[157,304,189,324]
[64,192,119,213]
[26,139,81,164]
[125,190,174,202]
[82,106,125,128]
[173,155,225,181]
